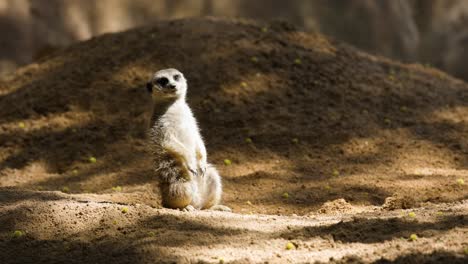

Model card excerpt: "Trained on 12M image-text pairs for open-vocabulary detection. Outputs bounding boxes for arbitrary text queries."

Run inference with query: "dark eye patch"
[173,74,181,81]
[155,77,169,86]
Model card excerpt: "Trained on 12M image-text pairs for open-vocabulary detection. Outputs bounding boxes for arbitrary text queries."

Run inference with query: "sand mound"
[0,17,466,215]
[317,198,355,214]
[0,16,467,263]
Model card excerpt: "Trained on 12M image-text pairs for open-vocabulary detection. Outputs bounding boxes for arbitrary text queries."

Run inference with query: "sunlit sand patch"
[431,106,468,123]
[286,31,337,56]
[220,72,282,99]
[392,139,457,170]
[221,158,293,178]
[0,57,68,95]
[1,160,55,187]
[340,136,381,156]
[109,64,153,85]
[26,169,122,193]
[405,167,468,177]
[158,237,422,264]
[23,155,153,193]
[393,176,456,189]
[0,109,92,132]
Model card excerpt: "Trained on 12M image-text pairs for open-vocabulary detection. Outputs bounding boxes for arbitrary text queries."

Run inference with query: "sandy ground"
[1,187,467,263]
[0,18,467,263]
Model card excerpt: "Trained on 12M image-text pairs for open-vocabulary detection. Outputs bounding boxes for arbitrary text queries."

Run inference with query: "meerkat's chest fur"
[149,100,201,158]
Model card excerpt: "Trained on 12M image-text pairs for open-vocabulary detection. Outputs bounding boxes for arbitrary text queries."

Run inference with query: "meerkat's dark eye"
[173,74,181,81]
[155,77,169,86]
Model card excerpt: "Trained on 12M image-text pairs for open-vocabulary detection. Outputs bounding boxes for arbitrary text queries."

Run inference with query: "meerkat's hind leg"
[200,166,231,212]
[160,180,201,210]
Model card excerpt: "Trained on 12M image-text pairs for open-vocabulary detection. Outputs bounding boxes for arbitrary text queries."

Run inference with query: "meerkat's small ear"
[146,82,153,93]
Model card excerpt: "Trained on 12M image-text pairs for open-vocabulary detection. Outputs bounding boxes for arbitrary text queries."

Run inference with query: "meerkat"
[146,68,230,212]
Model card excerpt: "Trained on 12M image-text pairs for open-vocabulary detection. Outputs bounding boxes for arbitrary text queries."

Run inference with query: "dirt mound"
[1,17,466,214]
[382,195,418,210]
[317,198,355,214]
[0,17,467,263]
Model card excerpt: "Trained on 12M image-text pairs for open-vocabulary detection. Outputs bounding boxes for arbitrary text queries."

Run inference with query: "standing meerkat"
[146,68,230,212]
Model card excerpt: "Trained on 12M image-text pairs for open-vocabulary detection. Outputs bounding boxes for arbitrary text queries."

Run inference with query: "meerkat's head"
[146,68,187,100]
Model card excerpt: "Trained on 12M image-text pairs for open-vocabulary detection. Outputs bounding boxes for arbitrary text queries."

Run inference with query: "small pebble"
[112,186,122,192]
[285,242,295,250]
[12,230,24,238]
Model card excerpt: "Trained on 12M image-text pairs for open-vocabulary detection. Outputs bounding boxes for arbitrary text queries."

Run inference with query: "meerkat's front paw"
[182,205,196,212]
[209,205,232,212]
[187,159,200,177]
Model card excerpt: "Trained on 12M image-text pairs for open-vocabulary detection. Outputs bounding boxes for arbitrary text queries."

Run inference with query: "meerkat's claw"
[209,205,232,212]
[182,205,196,212]
[188,168,198,177]
[197,166,206,177]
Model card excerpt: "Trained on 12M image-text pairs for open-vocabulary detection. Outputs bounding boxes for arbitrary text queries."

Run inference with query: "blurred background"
[1,0,468,81]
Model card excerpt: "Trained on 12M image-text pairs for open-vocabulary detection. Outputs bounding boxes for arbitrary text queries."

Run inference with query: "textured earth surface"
[0,17,467,263]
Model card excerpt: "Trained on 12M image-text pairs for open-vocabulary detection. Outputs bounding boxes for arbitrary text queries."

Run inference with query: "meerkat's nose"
[155,77,169,87]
